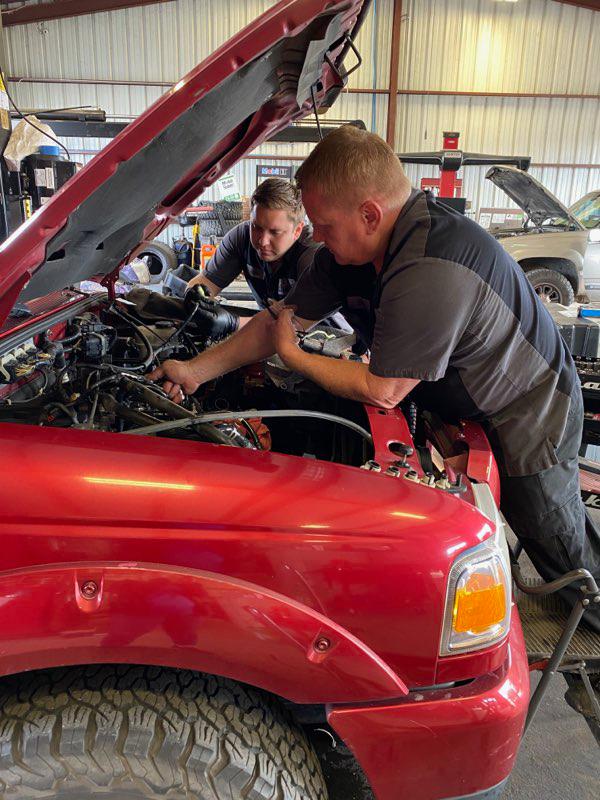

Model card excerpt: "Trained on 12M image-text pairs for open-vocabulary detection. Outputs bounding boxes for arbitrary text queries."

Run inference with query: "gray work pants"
[500,390,600,633]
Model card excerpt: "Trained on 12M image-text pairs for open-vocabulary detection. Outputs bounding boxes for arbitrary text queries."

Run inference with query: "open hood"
[0,0,369,327]
[486,165,583,230]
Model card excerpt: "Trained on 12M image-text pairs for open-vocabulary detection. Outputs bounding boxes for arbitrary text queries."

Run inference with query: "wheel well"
[519,258,579,291]
[0,663,317,718]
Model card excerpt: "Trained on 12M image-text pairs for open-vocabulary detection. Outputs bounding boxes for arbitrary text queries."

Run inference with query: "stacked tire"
[137,240,178,284]
[197,201,243,238]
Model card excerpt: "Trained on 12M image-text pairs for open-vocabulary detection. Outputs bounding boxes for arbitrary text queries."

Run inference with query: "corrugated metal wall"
[2,0,390,212]
[2,0,599,213]
[397,0,600,210]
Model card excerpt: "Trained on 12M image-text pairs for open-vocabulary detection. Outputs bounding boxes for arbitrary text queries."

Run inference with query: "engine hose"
[127,408,374,446]
[85,391,100,429]
[239,418,262,449]
[154,301,199,356]
[39,400,78,425]
[111,302,172,343]
[56,324,82,346]
[87,373,120,393]
[109,303,155,369]
[0,368,50,406]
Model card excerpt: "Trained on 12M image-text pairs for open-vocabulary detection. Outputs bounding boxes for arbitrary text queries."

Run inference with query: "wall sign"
[216,172,241,201]
[256,164,294,185]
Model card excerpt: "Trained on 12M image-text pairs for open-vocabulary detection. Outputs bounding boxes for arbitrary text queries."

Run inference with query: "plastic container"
[38,145,61,156]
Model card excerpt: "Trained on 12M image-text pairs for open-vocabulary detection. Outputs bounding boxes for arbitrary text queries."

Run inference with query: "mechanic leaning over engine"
[150,125,600,632]
[184,177,350,339]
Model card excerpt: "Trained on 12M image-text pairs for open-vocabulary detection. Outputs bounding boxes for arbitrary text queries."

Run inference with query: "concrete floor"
[505,512,599,799]
[506,674,598,800]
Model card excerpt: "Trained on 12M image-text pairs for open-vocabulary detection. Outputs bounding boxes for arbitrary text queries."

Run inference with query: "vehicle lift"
[397,131,531,212]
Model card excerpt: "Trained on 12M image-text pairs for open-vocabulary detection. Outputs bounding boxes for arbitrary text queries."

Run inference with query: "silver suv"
[486,165,600,305]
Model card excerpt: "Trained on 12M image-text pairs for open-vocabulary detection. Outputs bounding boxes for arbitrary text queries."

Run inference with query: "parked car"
[3,1,600,798]
[486,165,600,305]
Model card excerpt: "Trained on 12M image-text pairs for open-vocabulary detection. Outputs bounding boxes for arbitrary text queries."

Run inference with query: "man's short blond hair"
[251,177,304,225]
[295,125,410,207]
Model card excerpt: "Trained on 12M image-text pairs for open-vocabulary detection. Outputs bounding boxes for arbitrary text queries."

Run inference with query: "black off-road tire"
[524,266,575,306]
[138,241,178,284]
[0,666,328,799]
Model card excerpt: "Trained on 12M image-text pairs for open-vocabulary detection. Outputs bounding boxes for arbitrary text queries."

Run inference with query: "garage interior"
[0,1,599,799]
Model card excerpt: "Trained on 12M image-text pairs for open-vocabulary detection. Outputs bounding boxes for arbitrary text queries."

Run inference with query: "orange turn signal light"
[452,572,506,634]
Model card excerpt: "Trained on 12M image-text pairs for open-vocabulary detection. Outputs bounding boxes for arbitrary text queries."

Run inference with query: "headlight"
[440,540,511,655]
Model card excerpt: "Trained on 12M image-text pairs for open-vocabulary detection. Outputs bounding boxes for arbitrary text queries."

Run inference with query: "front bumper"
[444,778,508,800]
[327,612,529,800]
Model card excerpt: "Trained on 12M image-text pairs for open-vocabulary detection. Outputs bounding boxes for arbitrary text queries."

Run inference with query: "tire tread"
[0,667,327,800]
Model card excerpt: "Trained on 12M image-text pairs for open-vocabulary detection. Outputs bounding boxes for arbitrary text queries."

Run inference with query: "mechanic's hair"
[296,125,411,208]
[251,177,304,224]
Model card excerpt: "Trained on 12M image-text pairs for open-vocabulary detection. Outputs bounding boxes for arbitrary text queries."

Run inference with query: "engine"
[0,292,373,467]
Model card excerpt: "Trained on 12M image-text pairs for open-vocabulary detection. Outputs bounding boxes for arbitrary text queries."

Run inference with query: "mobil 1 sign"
[256,164,293,184]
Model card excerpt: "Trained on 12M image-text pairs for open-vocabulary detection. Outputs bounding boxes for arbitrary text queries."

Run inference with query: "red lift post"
[398,132,531,209]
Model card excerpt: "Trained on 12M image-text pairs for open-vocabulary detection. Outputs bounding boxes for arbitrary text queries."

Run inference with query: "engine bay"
[0,291,374,467]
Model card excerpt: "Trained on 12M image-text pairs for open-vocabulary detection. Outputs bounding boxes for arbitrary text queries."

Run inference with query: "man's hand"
[273,306,302,366]
[186,273,222,297]
[184,285,239,339]
[187,273,204,290]
[147,360,199,402]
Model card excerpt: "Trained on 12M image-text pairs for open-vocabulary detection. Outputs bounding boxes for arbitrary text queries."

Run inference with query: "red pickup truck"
[0,1,542,797]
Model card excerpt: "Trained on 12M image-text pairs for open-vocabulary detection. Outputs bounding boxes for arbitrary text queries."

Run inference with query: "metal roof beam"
[553,0,600,10]
[42,118,366,142]
[2,0,175,27]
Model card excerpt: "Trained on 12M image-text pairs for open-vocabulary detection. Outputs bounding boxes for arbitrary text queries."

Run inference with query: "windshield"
[570,192,600,229]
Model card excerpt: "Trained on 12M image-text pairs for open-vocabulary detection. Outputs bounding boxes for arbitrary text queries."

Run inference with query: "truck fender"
[505,241,584,273]
[0,561,407,704]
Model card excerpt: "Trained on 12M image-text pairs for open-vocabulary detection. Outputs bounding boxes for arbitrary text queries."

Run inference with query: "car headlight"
[440,539,511,655]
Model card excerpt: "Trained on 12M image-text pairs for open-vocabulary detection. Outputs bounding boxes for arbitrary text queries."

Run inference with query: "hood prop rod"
[310,83,323,141]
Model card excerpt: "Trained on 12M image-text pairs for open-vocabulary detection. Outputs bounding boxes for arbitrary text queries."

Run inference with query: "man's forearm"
[281,346,418,408]
[187,310,276,383]
[282,347,375,403]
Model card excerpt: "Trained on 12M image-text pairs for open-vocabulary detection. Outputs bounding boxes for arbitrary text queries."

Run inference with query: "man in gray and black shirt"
[189,178,319,313]
[185,177,355,338]
[151,126,599,632]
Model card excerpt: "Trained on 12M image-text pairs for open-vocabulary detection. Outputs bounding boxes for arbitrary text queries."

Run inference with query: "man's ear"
[293,220,304,241]
[360,200,383,233]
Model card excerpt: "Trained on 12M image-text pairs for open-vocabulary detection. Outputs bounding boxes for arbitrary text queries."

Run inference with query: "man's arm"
[275,308,419,407]
[280,343,419,407]
[147,306,317,400]
[186,223,247,295]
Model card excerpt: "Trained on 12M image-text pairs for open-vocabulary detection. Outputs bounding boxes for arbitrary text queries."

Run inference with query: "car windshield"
[569,192,600,229]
